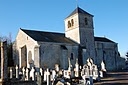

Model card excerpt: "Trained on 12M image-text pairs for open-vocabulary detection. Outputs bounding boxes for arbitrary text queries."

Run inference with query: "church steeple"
[64,7,94,45]
[64,7,96,64]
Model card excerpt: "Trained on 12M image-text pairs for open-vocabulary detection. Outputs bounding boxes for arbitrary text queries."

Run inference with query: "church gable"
[15,29,40,67]
[16,29,37,47]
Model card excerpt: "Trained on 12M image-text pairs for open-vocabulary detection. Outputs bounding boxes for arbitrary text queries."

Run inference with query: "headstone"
[75,59,79,77]
[83,65,89,77]
[46,68,51,85]
[87,58,94,76]
[30,67,35,80]
[99,71,103,77]
[55,64,59,72]
[68,57,72,72]
[43,70,47,81]
[22,67,25,76]
[52,70,56,81]
[16,65,19,79]
[25,68,29,80]
[10,68,13,78]
[100,61,106,77]
[93,65,98,77]
[63,70,70,78]
[101,61,106,71]
[40,68,43,76]
[36,72,42,85]
[22,67,26,80]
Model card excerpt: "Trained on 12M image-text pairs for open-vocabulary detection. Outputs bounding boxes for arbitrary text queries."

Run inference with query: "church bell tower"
[64,7,96,64]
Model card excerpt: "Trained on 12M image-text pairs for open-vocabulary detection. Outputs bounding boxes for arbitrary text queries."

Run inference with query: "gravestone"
[100,61,107,77]
[30,67,35,80]
[101,61,106,72]
[52,70,56,81]
[22,67,26,80]
[10,68,13,78]
[55,64,59,72]
[75,59,79,77]
[16,65,19,79]
[40,68,43,76]
[43,70,47,81]
[25,68,29,80]
[36,72,42,85]
[46,68,51,85]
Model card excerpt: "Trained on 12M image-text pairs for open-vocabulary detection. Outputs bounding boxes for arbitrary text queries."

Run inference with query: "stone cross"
[46,68,51,85]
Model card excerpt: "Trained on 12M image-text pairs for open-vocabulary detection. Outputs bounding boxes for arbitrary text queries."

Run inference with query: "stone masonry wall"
[39,42,78,69]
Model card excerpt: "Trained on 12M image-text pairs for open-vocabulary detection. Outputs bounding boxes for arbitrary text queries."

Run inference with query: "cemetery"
[0,7,126,85]
[0,41,107,85]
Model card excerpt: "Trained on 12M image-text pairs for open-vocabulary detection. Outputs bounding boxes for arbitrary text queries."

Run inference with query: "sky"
[0,0,128,57]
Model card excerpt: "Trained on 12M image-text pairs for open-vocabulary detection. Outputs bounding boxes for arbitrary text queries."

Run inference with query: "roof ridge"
[94,36,115,43]
[66,7,93,18]
[21,28,64,35]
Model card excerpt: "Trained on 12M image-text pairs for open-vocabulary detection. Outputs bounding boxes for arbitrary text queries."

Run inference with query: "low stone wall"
[0,80,37,85]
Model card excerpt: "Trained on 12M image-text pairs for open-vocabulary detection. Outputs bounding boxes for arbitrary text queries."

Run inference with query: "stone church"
[13,7,125,71]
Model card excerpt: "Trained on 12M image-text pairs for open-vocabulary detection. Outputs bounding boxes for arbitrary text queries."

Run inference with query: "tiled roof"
[66,7,93,18]
[21,29,77,44]
[94,37,115,43]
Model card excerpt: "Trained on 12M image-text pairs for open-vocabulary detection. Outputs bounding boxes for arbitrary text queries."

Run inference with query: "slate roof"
[21,29,78,44]
[94,37,115,43]
[66,7,93,18]
[21,29,115,44]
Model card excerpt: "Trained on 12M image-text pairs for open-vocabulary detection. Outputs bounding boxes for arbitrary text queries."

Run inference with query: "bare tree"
[126,52,128,60]
[0,33,14,67]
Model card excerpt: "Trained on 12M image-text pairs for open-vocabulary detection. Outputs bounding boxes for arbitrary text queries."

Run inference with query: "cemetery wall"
[0,80,36,85]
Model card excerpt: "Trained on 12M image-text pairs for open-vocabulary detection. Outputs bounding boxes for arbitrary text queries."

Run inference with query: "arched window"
[28,51,32,64]
[85,18,88,25]
[71,19,74,26]
[68,21,71,28]
[71,53,74,60]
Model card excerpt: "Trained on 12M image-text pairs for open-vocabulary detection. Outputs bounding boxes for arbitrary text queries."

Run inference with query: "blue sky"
[0,0,128,57]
